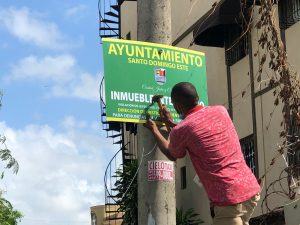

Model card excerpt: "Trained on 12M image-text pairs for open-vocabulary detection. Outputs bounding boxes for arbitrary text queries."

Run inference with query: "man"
[144,82,260,225]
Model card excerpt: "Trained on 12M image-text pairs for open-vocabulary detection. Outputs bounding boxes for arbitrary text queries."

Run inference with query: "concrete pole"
[137,1,176,225]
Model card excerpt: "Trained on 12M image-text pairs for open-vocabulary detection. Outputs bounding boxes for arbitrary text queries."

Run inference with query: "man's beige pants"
[213,194,260,225]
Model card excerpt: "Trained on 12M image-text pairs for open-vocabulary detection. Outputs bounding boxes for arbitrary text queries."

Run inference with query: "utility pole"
[137,1,176,225]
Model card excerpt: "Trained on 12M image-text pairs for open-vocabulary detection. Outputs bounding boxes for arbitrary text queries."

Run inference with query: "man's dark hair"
[171,82,199,108]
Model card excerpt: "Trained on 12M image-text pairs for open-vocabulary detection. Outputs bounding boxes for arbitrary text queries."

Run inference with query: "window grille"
[288,115,300,178]
[279,0,300,30]
[240,134,257,175]
[225,26,248,66]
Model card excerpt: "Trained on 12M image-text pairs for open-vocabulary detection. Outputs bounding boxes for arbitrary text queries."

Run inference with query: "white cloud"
[62,116,88,130]
[65,4,88,18]
[0,119,118,225]
[51,72,101,101]
[8,54,75,82]
[0,7,69,49]
[5,54,100,101]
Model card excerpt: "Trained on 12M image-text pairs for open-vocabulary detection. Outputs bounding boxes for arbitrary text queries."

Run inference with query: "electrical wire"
[121,143,158,199]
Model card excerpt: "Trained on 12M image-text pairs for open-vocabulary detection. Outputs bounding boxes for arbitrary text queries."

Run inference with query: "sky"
[0,1,118,225]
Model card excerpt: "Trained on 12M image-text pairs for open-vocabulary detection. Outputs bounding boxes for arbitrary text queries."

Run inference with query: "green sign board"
[102,38,207,123]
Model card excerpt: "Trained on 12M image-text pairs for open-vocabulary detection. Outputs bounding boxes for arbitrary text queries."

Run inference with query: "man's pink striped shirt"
[169,105,260,206]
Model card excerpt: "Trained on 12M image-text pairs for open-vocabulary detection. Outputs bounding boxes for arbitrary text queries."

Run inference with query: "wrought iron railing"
[288,115,300,178]
[225,26,249,66]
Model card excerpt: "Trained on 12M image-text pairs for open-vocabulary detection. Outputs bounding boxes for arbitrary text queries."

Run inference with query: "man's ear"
[177,104,185,116]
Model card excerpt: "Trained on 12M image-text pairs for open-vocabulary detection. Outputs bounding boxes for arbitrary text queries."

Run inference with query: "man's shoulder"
[200,105,229,116]
[189,105,227,116]
[205,105,227,111]
[172,117,191,134]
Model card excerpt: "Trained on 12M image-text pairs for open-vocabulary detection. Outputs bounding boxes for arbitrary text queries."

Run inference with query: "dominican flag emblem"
[154,68,166,85]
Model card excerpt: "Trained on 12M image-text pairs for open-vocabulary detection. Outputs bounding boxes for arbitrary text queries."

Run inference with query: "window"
[225,25,248,66]
[279,0,300,30]
[180,166,187,190]
[240,134,257,175]
[91,212,97,225]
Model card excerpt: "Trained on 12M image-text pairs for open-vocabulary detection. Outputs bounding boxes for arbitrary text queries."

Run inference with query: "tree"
[176,208,204,225]
[0,197,22,225]
[114,160,138,225]
[0,91,22,225]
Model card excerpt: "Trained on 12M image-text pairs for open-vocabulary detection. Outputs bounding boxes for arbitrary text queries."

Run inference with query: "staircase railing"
[98,0,120,40]
[98,2,138,223]
[104,147,124,224]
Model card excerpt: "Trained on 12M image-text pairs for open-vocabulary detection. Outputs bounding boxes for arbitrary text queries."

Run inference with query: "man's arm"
[144,119,176,161]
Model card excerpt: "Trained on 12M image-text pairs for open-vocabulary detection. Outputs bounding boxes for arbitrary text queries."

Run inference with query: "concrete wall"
[230,56,253,138]
[120,1,137,40]
[173,32,228,107]
[250,5,298,215]
[175,155,212,225]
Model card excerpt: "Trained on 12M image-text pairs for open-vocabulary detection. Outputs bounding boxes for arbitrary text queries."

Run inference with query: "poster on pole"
[148,160,174,181]
[102,38,207,123]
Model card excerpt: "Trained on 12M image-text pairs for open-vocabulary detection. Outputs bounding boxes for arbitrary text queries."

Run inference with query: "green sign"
[102,38,208,123]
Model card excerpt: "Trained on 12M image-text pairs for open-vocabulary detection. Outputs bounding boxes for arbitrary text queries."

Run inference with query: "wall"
[250,4,299,215]
[120,1,137,40]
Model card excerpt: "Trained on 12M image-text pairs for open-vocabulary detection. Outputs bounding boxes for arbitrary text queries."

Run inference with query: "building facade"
[90,205,123,225]
[99,0,300,224]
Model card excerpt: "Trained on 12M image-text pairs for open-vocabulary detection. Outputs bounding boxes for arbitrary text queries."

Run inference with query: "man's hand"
[143,118,176,161]
[143,119,159,133]
[159,107,177,128]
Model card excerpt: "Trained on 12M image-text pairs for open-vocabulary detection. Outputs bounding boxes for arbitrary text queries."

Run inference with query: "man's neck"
[184,105,203,118]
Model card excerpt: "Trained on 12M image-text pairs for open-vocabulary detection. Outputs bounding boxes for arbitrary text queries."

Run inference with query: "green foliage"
[114,160,138,225]
[0,195,22,225]
[0,94,22,225]
[0,137,19,179]
[176,207,204,225]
